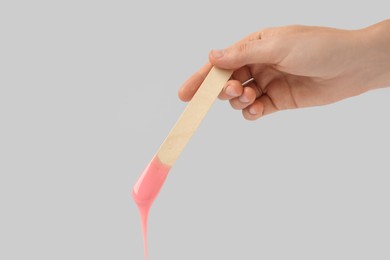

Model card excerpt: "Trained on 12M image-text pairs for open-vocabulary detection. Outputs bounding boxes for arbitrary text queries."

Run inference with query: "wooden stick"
[157,67,233,166]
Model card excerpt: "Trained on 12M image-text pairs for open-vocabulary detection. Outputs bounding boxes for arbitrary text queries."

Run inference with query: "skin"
[178,19,390,120]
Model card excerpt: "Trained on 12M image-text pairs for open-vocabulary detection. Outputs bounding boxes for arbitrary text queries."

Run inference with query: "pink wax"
[132,156,171,260]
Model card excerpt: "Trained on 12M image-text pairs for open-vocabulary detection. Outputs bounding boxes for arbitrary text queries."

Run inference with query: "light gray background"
[0,0,389,259]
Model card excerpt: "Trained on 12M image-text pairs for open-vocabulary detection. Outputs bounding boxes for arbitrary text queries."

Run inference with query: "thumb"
[209,39,278,69]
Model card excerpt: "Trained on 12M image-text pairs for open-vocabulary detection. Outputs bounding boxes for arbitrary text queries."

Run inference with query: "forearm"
[357,19,390,90]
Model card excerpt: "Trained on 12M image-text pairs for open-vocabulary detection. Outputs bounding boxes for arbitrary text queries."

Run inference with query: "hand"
[179,20,390,120]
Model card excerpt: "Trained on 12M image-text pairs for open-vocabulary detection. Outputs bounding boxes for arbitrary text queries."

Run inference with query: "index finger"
[178,63,213,102]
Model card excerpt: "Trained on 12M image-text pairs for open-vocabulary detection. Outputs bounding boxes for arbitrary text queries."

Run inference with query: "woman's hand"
[179,20,390,120]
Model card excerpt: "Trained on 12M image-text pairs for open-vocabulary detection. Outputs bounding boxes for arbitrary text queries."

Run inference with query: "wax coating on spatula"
[132,67,233,260]
[132,156,170,260]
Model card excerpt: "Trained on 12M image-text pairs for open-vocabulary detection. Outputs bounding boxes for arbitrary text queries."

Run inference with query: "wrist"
[355,20,390,91]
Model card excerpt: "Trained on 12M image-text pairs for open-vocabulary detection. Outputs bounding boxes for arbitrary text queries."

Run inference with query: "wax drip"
[133,156,170,260]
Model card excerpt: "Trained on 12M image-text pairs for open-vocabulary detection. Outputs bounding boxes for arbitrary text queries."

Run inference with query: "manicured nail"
[211,49,224,59]
[249,107,257,115]
[225,85,237,97]
[239,95,249,103]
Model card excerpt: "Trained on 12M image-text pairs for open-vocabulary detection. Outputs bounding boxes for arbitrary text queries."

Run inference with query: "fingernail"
[239,95,249,103]
[249,107,257,115]
[211,49,224,59]
[225,85,237,97]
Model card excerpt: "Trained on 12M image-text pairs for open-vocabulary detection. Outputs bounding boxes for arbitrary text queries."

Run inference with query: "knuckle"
[237,42,248,53]
[259,27,273,38]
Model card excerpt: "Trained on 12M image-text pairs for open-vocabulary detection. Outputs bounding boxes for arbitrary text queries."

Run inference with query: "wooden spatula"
[132,66,233,260]
[133,66,233,205]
